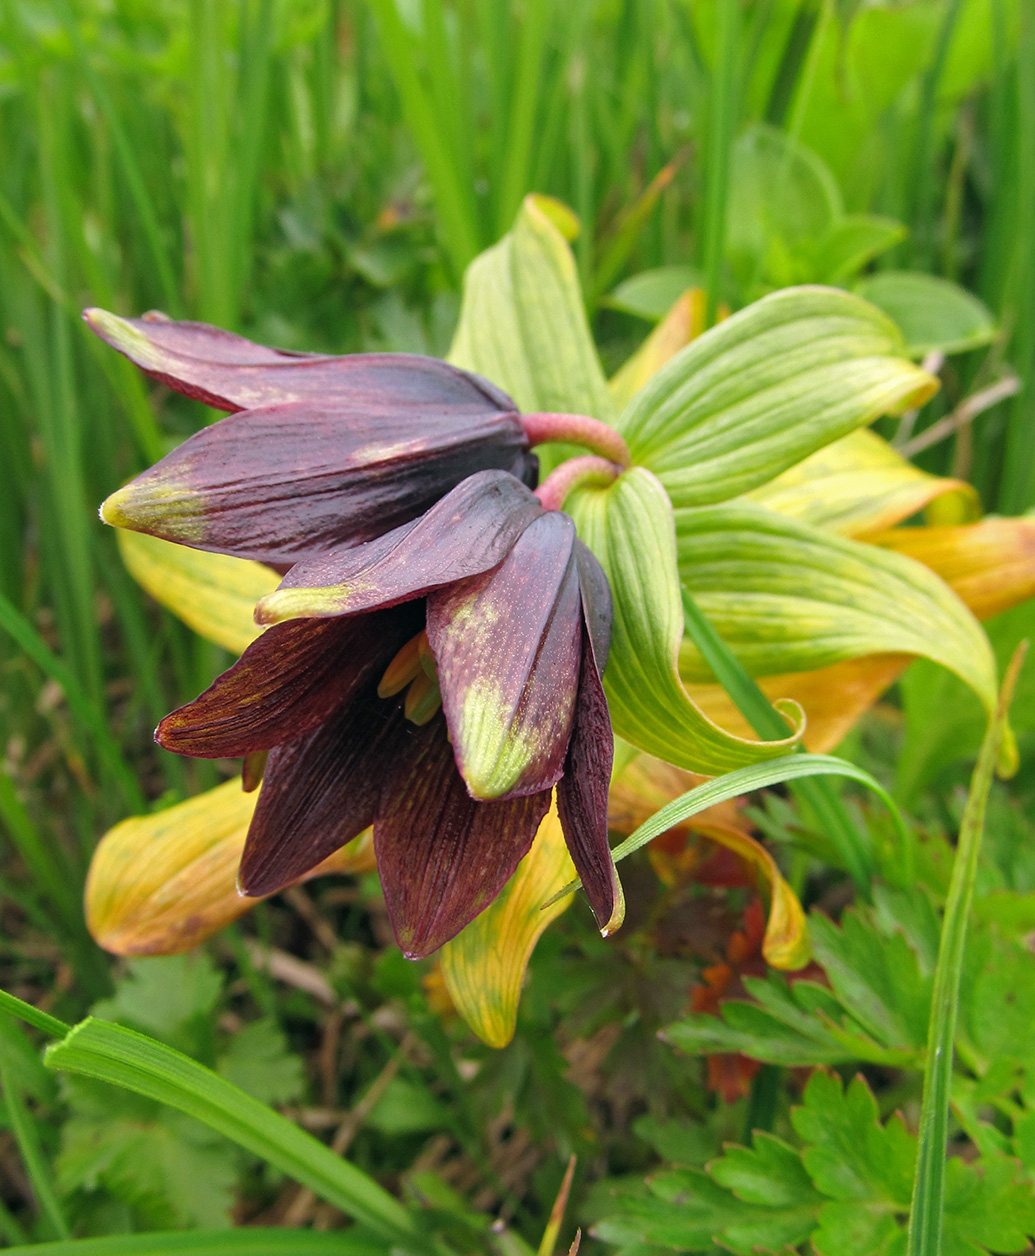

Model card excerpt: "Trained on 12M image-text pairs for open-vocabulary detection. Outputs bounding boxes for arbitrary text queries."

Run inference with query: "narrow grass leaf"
[0,1021,71,1238]
[0,591,144,811]
[0,991,69,1039]
[0,1233,388,1256]
[548,753,904,909]
[681,585,873,888]
[906,642,1028,1256]
[44,1019,420,1247]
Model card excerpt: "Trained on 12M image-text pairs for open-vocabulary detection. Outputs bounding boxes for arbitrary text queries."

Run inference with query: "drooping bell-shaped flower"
[86,309,538,563]
[155,470,623,958]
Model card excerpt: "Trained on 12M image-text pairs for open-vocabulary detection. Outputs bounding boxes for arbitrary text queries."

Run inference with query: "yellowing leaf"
[676,503,998,717]
[438,802,576,1048]
[617,286,938,509]
[872,517,1035,622]
[609,289,709,410]
[750,428,978,538]
[87,780,374,956]
[117,529,278,654]
[608,752,809,970]
[566,468,803,775]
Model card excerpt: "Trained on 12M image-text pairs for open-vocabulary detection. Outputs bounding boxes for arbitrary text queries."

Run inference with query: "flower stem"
[521,412,631,467]
[535,455,621,511]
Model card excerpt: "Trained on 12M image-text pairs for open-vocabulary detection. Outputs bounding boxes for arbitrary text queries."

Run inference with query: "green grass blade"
[906,642,1028,1256]
[56,3,182,316]
[0,1233,389,1256]
[546,752,901,908]
[0,991,70,1039]
[44,1018,423,1248]
[0,1021,71,1239]
[681,586,876,888]
[0,591,144,811]
[367,0,480,277]
[0,771,82,930]
[496,0,550,234]
[701,0,740,326]
[609,753,904,867]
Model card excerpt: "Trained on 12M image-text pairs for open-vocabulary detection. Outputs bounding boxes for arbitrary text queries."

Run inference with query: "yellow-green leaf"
[565,468,803,775]
[749,428,978,538]
[617,286,937,509]
[87,780,374,956]
[117,529,278,654]
[438,802,576,1049]
[448,195,614,473]
[675,503,998,716]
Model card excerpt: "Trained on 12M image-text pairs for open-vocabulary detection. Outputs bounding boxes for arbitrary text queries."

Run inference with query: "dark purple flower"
[87,309,538,564]
[155,471,622,958]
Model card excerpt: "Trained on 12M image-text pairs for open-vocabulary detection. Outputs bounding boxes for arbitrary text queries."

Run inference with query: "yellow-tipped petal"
[84,307,166,372]
[116,528,278,654]
[86,780,373,956]
[438,801,575,1048]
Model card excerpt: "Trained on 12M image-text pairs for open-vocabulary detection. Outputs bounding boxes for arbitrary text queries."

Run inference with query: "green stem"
[906,642,1028,1256]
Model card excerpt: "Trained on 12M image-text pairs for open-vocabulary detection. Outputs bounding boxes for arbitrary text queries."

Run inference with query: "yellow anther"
[404,671,443,726]
[378,632,425,698]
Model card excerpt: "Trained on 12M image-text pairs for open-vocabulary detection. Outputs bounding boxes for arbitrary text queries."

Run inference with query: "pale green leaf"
[565,468,802,775]
[727,124,842,287]
[811,213,905,285]
[674,502,998,716]
[448,195,614,425]
[856,272,998,358]
[618,286,937,509]
[606,265,702,321]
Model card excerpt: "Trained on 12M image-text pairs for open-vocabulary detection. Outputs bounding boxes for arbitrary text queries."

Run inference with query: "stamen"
[404,671,443,726]
[242,749,268,793]
[379,632,426,697]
